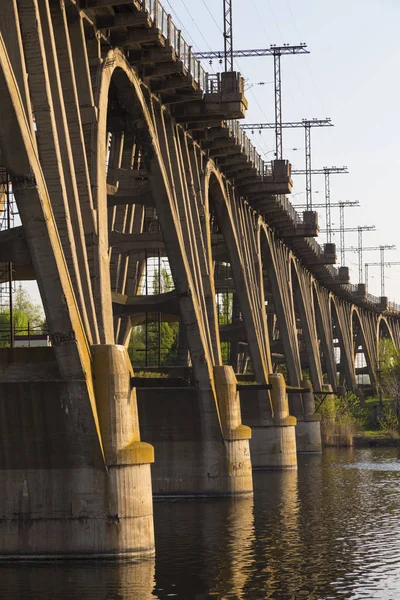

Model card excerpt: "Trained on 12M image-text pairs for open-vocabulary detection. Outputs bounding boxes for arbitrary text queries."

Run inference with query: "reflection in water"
[153,495,255,600]
[0,559,157,599]
[3,448,400,599]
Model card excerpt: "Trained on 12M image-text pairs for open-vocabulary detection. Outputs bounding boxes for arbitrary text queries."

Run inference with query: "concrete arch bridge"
[0,0,398,559]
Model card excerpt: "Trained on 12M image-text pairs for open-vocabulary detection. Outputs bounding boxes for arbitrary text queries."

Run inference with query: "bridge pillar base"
[137,366,253,496]
[0,466,154,560]
[240,373,298,469]
[250,422,297,470]
[295,381,322,453]
[0,345,155,559]
[295,419,322,453]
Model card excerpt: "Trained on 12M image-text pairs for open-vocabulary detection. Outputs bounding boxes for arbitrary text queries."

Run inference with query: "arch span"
[329,295,356,390]
[312,282,337,390]
[351,306,376,392]
[259,224,302,386]
[289,258,323,391]
[94,51,163,342]
[205,163,271,382]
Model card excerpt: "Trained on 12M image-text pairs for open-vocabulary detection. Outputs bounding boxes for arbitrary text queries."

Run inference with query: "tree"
[378,338,400,433]
[0,286,46,346]
[217,291,233,364]
[128,267,179,367]
[13,287,45,329]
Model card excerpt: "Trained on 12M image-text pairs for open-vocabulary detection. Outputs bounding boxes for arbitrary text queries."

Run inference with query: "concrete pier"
[240,373,298,469]
[137,366,253,496]
[295,380,322,453]
[0,346,154,559]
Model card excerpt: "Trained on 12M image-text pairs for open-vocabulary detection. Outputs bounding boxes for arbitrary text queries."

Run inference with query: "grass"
[359,430,394,438]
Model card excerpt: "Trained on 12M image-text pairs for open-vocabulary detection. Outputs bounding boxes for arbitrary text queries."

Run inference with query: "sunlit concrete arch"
[377,314,396,349]
[288,257,324,392]
[0,29,98,400]
[350,305,376,392]
[258,222,302,386]
[205,160,271,382]
[311,280,337,391]
[328,294,356,390]
[93,48,165,343]
[95,49,222,395]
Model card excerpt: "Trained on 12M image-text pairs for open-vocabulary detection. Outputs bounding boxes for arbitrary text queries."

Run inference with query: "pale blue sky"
[166,0,400,299]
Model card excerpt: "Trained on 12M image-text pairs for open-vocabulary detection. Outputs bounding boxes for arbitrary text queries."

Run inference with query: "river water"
[2,447,400,599]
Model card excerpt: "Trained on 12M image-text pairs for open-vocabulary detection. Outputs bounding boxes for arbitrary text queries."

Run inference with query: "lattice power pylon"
[242,120,333,209]
[292,166,349,242]
[346,243,395,286]
[195,44,309,159]
[320,225,376,268]
[344,244,395,289]
[365,260,400,296]
[223,0,233,72]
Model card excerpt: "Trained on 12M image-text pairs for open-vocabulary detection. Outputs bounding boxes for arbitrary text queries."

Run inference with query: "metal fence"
[138,0,207,91]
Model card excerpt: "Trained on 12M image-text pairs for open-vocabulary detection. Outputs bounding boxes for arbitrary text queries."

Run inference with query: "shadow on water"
[0,558,158,599]
[3,447,400,599]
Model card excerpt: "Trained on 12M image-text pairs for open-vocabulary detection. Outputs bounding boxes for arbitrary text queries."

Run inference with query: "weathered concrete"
[138,366,253,496]
[240,374,297,470]
[0,346,154,558]
[295,379,322,453]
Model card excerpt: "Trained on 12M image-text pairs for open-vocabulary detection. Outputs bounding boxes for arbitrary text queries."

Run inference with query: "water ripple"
[2,447,400,599]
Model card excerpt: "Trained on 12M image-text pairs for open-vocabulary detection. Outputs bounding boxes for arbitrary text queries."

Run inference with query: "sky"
[164,0,400,300]
[19,0,400,306]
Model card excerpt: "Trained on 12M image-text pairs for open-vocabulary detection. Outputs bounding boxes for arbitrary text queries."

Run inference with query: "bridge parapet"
[125,0,208,89]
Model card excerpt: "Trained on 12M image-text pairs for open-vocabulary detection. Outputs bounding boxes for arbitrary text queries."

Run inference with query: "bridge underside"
[0,0,398,558]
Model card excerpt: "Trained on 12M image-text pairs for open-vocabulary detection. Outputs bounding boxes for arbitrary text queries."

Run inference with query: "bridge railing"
[367,293,381,305]
[387,301,400,313]
[139,0,207,91]
[225,120,269,177]
[306,237,324,258]
[280,196,303,225]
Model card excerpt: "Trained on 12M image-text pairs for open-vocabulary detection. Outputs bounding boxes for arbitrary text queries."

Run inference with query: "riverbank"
[353,434,400,448]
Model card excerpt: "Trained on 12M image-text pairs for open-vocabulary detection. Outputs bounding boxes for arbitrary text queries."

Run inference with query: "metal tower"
[365,260,400,296]
[320,225,376,268]
[242,120,333,209]
[343,242,395,285]
[292,166,349,242]
[195,44,309,159]
[223,0,233,72]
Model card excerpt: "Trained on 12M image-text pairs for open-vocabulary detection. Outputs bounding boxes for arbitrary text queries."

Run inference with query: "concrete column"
[137,365,253,496]
[295,379,322,453]
[240,373,297,470]
[91,345,155,553]
[0,346,154,559]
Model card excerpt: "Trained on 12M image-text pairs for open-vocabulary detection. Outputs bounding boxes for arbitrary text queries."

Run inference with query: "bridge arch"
[351,306,376,392]
[258,223,302,386]
[96,49,228,400]
[311,281,337,390]
[204,162,271,381]
[377,315,396,348]
[329,294,356,390]
[94,49,164,343]
[289,258,323,391]
[375,315,398,384]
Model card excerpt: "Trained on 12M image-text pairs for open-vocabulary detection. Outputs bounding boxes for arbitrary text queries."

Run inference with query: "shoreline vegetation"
[318,338,400,448]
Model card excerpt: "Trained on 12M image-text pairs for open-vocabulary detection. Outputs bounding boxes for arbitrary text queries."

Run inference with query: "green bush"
[318,392,367,446]
[378,404,399,437]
